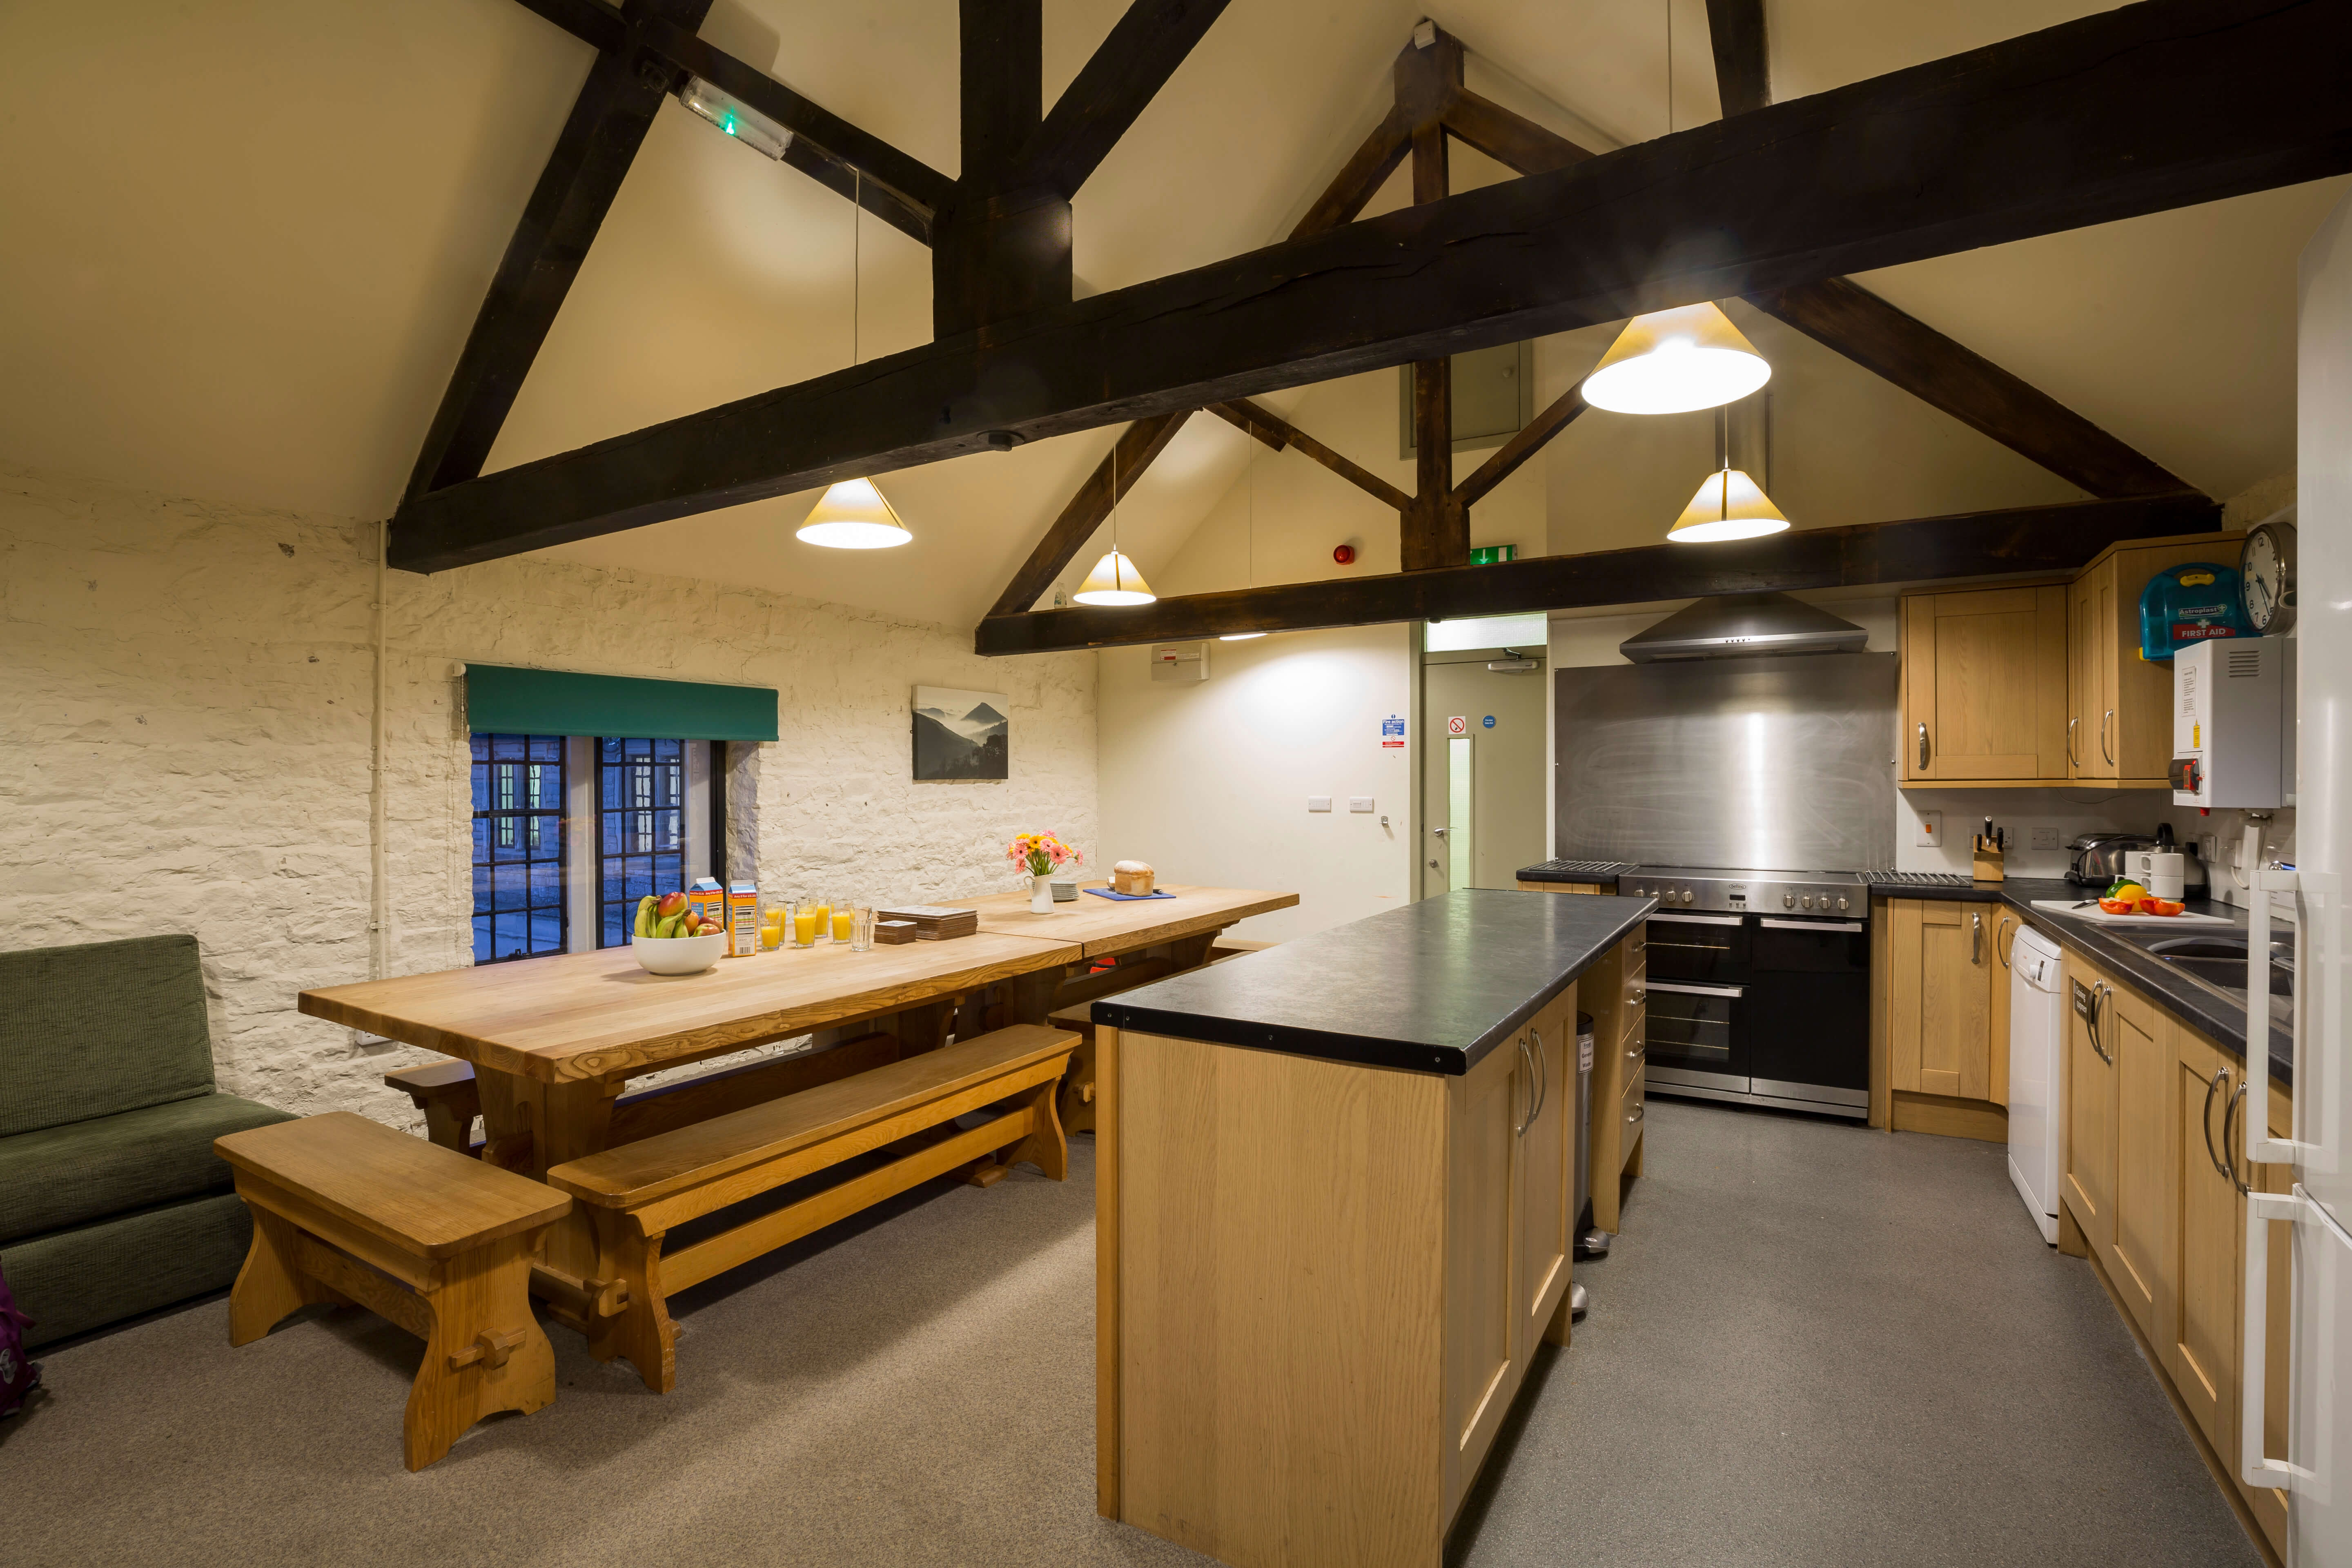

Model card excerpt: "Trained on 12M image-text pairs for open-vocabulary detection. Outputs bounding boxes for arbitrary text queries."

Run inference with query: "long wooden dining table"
[298,882,1294,1327]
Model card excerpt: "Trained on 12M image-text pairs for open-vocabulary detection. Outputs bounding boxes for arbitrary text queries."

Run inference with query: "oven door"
[1643,911,1749,982]
[1745,915,1870,1108]
[1643,978,1747,1091]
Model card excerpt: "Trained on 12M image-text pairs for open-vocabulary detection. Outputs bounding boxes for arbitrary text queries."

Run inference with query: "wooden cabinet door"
[1444,1034,1523,1504]
[2167,1023,2239,1460]
[1887,899,1992,1099]
[1902,586,2068,781]
[1518,1000,1573,1355]
[2063,959,2118,1253]
[1988,910,2020,1107]
[2109,984,2171,1339]
[2087,561,2122,780]
[2067,576,2094,780]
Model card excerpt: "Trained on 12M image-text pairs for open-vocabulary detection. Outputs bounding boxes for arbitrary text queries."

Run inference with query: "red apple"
[656,891,688,919]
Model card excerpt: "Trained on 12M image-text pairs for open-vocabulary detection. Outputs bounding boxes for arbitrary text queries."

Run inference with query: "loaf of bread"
[1113,860,1156,895]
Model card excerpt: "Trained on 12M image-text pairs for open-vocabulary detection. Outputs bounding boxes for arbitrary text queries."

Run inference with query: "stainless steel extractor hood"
[1619,592,1869,662]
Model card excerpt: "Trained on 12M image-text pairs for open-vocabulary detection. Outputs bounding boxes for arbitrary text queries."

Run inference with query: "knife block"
[1971,840,2007,883]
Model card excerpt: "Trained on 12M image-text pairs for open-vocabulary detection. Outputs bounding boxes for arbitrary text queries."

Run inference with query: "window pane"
[596,739,695,949]
[470,733,566,964]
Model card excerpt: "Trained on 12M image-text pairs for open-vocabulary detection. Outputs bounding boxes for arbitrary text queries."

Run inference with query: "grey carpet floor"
[0,1100,2260,1568]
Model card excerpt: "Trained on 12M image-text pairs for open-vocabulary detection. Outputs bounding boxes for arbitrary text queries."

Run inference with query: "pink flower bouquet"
[1007,831,1081,880]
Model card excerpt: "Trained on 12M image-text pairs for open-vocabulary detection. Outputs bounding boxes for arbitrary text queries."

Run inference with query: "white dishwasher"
[2006,925,2066,1245]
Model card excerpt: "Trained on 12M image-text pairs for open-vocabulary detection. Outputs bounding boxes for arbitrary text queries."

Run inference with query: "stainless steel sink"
[2141,933,2295,998]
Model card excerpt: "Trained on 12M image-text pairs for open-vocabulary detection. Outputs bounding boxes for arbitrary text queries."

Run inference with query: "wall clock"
[2240,517,2297,634]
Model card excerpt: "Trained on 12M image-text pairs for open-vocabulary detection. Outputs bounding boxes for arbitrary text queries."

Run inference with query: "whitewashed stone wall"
[0,463,1096,1127]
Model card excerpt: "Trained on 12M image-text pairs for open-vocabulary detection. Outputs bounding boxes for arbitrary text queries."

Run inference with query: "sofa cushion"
[1,1190,255,1349]
[0,1094,295,1244]
[0,934,217,1137]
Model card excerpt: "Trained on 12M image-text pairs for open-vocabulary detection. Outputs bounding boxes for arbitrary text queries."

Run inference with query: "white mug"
[2129,849,2186,901]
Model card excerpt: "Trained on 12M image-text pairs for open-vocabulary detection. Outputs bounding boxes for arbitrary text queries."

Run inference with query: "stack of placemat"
[875,904,979,941]
[871,920,920,945]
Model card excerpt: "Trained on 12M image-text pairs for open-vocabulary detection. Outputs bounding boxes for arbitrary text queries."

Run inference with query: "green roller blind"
[464,665,777,742]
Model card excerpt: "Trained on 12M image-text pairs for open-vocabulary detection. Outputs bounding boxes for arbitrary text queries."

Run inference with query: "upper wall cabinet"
[2069,533,2245,788]
[1900,585,2069,786]
[1899,529,2245,791]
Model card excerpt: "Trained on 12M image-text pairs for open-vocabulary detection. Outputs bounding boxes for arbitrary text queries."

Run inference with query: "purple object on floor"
[1083,887,1175,902]
[0,1263,40,1418]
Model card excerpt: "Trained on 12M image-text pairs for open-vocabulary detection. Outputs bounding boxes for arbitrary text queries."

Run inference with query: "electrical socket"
[1307,796,1332,813]
[2031,826,2061,851]
[1915,811,1942,849]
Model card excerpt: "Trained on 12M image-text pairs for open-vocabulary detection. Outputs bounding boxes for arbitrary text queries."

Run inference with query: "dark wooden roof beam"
[1209,400,1413,511]
[394,0,2352,571]
[1013,0,1235,200]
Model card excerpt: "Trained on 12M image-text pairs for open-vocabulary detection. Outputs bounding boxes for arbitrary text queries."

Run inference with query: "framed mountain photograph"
[911,686,1009,780]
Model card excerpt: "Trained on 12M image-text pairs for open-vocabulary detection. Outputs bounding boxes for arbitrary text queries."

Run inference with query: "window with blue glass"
[599,737,686,948]
[470,733,567,964]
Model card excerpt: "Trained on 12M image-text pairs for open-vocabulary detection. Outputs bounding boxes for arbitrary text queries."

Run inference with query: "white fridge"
[2242,185,2352,1567]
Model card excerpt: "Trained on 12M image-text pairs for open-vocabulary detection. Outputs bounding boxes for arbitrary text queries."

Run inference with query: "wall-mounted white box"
[2172,637,2294,809]
[1151,642,1208,683]
[1307,796,1332,813]
[1349,797,1375,813]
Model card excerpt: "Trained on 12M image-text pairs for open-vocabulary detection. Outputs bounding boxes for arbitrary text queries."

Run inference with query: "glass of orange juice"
[760,902,791,950]
[830,904,855,943]
[809,898,833,941]
[791,905,818,947]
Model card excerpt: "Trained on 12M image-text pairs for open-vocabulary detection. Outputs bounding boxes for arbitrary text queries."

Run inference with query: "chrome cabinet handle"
[1626,1101,1644,1126]
[2203,1066,2230,1180]
[2225,1081,2251,1196]
[1997,916,2016,969]
[2087,982,2113,1065]
[2067,715,2080,765]
[1515,1036,1535,1136]
[1629,986,1646,1004]
[1917,722,1930,770]
[1530,1028,1547,1127]
[2101,710,2116,765]
[1972,911,1984,965]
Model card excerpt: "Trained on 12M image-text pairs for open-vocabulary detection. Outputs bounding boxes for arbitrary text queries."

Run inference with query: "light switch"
[1349,797,1375,813]
[1307,796,1333,813]
[1915,811,1942,849]
[2031,826,2061,851]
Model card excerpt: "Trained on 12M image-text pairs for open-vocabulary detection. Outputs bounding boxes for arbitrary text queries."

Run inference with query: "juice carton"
[688,878,726,937]
[728,881,759,958]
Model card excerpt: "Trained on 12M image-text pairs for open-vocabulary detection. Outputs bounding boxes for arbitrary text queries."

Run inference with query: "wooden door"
[1444,1033,1522,1506]
[2109,982,2170,1338]
[1902,586,2068,781]
[2167,1022,2238,1459]
[1887,899,1992,1099]
[1988,910,2020,1107]
[2067,575,2094,780]
[1517,999,1572,1355]
[2063,960,2118,1253]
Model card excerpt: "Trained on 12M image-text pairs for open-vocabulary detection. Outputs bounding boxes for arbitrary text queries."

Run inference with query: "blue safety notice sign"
[1381,714,1405,749]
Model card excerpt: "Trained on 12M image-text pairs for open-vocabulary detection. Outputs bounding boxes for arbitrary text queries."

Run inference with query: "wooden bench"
[214,1111,572,1470]
[545,1024,1078,1393]
[385,1032,905,1162]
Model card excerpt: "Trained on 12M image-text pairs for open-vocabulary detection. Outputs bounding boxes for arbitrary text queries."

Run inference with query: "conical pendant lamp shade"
[1668,468,1790,543]
[796,477,913,548]
[1583,303,1771,415]
[1073,549,1156,606]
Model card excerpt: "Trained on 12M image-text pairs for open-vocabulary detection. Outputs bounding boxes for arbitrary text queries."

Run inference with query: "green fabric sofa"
[0,935,294,1347]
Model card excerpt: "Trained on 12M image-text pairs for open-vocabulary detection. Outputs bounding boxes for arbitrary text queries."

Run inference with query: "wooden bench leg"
[405,1234,555,1472]
[998,1078,1069,1182]
[586,1209,677,1395]
[229,1201,334,1345]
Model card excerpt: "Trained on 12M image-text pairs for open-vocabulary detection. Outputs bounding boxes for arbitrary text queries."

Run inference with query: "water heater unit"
[2172,637,2294,808]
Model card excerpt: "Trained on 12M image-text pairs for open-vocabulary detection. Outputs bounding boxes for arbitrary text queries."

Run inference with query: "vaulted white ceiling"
[0,0,2337,628]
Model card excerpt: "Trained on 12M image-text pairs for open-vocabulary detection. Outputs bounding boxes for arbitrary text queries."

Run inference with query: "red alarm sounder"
[1333,543,1357,565]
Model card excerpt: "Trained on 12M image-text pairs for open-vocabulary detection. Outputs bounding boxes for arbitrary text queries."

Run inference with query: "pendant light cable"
[1666,0,1673,135]
[1111,440,1123,590]
[851,169,861,366]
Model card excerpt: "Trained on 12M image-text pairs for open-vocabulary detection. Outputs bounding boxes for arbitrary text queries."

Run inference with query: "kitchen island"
[1090,889,1654,1568]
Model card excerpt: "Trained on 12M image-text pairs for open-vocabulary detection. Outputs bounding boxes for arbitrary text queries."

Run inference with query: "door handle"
[2248,867,2338,1168]
[1515,1036,1535,1137]
[1529,1028,1547,1127]
[1916,722,1930,771]
[1972,911,1983,965]
[2067,715,2079,766]
[1997,916,2017,969]
[2243,1187,2342,1494]
[2201,1067,2230,1180]
[2101,709,2115,765]
[2223,1081,2251,1197]
[1432,826,1448,837]
[1629,986,1646,1004]
[1648,980,1746,999]
[2087,982,2113,1065]
[1626,1101,1644,1127]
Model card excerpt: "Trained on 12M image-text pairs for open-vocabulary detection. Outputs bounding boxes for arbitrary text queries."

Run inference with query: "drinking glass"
[810,897,833,941]
[791,903,819,947]
[760,903,791,951]
[830,902,855,943]
[848,906,876,951]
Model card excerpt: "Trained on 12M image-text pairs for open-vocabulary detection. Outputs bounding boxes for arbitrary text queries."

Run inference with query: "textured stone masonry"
[0,465,1096,1129]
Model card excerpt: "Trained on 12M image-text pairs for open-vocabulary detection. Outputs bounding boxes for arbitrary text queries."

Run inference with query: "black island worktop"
[1093,889,1655,1075]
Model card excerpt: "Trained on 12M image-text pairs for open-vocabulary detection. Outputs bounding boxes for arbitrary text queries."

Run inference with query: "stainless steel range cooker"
[1616,865,1871,1120]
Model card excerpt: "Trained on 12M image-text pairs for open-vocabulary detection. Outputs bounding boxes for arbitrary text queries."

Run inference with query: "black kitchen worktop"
[1094,890,1656,1075]
[1863,875,2294,1085]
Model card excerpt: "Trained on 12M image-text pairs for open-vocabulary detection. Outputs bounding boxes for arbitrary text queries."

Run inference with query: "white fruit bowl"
[632,932,728,975]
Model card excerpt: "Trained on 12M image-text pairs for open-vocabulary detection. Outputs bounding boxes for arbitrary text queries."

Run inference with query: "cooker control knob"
[1837,896,1850,912]
[1798,895,1809,909]
[1783,893,1794,908]
[1680,889,1695,905]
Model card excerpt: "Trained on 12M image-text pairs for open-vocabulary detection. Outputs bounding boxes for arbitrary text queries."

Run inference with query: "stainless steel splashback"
[1553,653,1897,871]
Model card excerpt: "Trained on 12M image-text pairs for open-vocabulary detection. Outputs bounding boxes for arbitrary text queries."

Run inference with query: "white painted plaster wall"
[1096,627,1414,944]
[0,463,1096,1127]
